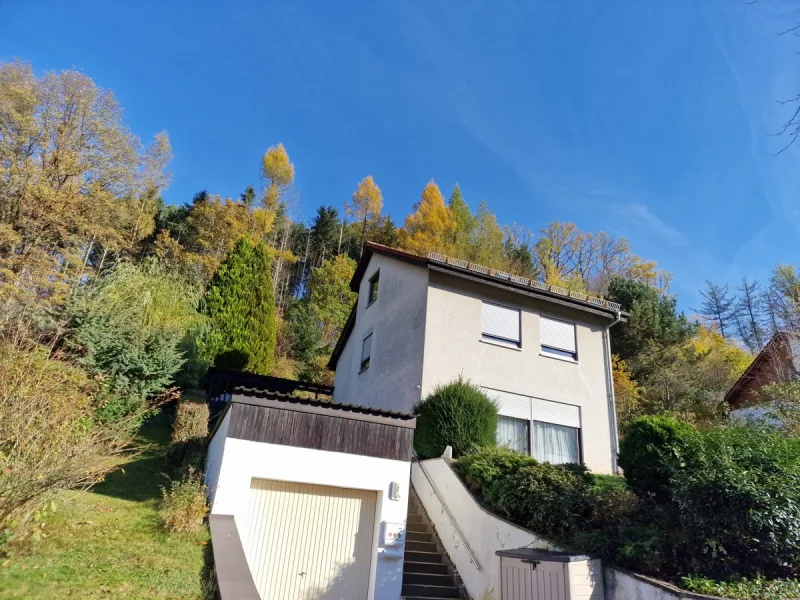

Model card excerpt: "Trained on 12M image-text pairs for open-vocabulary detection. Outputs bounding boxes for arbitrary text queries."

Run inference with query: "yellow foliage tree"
[612,354,642,424]
[400,180,456,255]
[345,176,383,250]
[261,143,295,209]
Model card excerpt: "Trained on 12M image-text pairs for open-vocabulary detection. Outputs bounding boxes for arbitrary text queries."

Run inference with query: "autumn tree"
[448,184,475,254]
[697,281,736,339]
[261,143,295,210]
[400,180,456,255]
[0,61,171,309]
[199,238,277,375]
[345,176,383,253]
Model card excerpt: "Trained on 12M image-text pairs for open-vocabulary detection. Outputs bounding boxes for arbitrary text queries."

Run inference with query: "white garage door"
[245,479,378,600]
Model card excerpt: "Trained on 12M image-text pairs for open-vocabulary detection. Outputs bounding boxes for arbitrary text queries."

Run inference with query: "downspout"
[602,310,623,474]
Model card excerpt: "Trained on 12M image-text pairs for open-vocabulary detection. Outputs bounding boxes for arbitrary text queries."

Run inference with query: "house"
[725,330,800,421]
[204,370,416,600]
[328,242,626,475]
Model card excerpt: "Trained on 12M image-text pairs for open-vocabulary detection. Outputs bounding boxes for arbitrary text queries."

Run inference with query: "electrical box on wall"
[388,481,401,500]
[382,521,405,546]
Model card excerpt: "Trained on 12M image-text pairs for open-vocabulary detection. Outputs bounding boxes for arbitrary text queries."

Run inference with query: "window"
[497,415,530,454]
[484,386,582,465]
[367,271,379,306]
[532,421,580,464]
[481,302,521,347]
[360,333,372,372]
[540,316,577,360]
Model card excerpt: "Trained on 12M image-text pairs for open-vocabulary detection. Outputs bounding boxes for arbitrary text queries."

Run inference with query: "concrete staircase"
[402,489,467,600]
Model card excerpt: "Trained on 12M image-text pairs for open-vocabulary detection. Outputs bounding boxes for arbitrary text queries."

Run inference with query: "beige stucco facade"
[332,253,429,413]
[333,253,618,474]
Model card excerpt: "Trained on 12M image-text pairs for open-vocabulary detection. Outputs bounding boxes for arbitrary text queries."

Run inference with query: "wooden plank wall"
[228,403,414,461]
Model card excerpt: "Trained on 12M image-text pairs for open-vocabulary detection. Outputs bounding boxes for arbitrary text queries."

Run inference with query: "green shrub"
[159,468,209,532]
[457,446,537,494]
[670,426,800,579]
[483,462,593,538]
[681,575,800,600]
[199,238,277,375]
[617,416,696,499]
[412,377,498,458]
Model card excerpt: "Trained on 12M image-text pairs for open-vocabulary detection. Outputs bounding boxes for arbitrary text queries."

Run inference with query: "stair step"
[404,550,442,564]
[407,522,428,533]
[402,572,456,587]
[406,540,438,553]
[403,561,449,575]
[402,583,461,598]
[407,530,433,543]
[407,513,424,524]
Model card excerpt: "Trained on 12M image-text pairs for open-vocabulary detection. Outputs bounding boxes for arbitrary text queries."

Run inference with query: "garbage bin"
[496,548,604,600]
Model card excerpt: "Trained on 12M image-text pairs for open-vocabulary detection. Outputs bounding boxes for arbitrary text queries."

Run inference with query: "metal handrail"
[412,452,481,571]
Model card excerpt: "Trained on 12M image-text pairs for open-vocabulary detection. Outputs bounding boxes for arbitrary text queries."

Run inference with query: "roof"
[231,385,416,425]
[329,241,628,369]
[724,331,798,407]
[207,367,333,400]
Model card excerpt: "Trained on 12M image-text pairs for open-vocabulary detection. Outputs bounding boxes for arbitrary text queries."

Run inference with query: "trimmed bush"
[483,462,593,538]
[457,446,537,494]
[159,468,209,532]
[169,400,209,469]
[617,416,696,499]
[412,377,498,458]
[172,400,210,444]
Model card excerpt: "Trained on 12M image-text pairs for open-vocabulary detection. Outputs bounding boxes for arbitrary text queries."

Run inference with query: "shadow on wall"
[304,561,362,600]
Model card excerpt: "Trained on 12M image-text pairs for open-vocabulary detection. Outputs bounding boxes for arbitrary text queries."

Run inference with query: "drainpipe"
[602,310,623,474]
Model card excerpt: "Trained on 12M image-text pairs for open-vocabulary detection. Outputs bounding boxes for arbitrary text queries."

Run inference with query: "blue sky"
[2,0,800,310]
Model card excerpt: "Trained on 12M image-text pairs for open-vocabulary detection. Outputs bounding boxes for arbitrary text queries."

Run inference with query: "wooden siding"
[228,402,415,461]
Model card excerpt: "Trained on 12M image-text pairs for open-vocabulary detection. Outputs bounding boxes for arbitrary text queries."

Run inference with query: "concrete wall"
[204,408,231,507]
[421,270,616,474]
[604,569,727,600]
[209,435,411,600]
[333,253,429,414]
[411,458,556,600]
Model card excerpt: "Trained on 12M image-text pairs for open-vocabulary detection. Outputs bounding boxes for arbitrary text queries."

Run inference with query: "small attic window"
[368,271,379,306]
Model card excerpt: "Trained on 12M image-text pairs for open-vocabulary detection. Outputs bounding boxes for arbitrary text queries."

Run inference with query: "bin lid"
[495,548,593,563]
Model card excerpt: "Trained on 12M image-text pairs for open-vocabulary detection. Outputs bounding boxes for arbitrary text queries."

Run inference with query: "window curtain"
[532,421,579,464]
[497,415,530,454]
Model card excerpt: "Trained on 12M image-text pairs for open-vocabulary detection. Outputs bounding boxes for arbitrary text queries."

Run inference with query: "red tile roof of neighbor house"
[329,241,628,370]
[724,330,800,408]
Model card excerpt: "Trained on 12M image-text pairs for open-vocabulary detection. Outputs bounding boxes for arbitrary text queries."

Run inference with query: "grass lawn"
[0,417,210,600]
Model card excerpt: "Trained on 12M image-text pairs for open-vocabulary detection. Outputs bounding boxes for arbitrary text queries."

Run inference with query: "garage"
[245,479,378,599]
[204,377,416,600]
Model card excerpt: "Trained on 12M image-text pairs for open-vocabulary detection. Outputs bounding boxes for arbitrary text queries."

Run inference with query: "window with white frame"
[481,302,521,348]
[360,333,372,372]
[483,387,581,464]
[540,316,577,360]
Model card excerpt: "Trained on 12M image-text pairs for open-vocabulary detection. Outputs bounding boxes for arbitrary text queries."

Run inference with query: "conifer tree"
[200,238,277,374]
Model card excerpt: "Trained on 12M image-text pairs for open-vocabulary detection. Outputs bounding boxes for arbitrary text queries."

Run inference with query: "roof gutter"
[602,310,623,474]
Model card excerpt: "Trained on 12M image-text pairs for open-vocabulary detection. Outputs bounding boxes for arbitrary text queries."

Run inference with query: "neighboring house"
[725,330,800,421]
[328,242,627,475]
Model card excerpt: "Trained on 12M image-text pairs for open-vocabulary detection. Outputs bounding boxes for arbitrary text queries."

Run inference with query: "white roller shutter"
[482,302,520,343]
[245,479,377,600]
[540,317,576,353]
[531,398,581,428]
[482,387,530,420]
